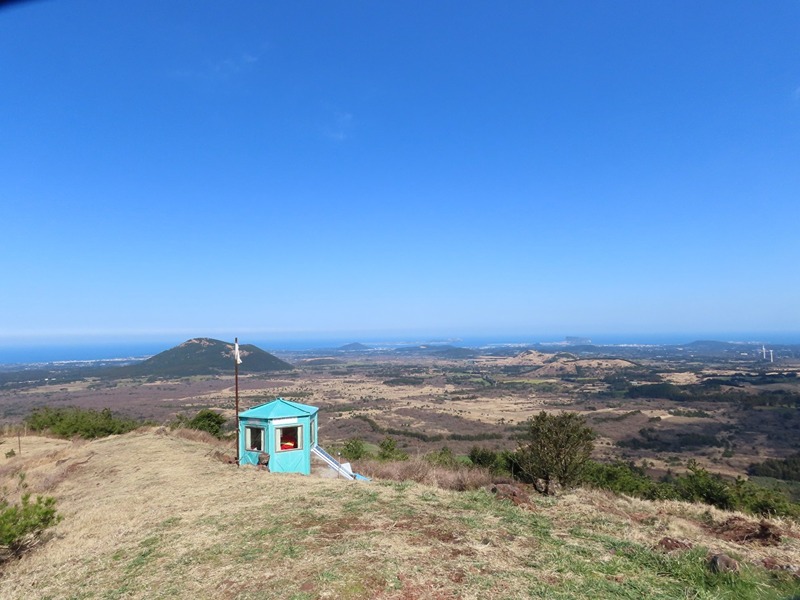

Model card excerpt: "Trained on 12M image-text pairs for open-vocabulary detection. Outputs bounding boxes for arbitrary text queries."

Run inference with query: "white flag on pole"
[234,341,243,365]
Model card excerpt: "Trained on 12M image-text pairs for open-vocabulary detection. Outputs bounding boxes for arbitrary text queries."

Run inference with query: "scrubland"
[1,429,799,599]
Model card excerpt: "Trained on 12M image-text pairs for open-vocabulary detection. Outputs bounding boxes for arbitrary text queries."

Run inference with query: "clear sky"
[1,1,799,347]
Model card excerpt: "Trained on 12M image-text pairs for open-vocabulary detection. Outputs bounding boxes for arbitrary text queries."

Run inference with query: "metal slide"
[311,445,370,481]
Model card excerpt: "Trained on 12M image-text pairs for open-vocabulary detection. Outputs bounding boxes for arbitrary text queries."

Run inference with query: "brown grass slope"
[490,351,637,378]
[1,431,799,599]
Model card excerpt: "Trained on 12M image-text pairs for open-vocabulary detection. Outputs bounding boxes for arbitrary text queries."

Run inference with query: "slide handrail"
[312,445,355,480]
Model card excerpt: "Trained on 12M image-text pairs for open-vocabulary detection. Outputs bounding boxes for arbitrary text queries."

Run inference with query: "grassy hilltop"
[2,430,799,599]
[114,338,293,378]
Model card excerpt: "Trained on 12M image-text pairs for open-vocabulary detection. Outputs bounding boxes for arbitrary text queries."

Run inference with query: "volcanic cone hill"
[113,338,292,378]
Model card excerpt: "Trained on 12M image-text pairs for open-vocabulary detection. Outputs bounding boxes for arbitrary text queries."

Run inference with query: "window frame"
[245,426,265,452]
[276,425,303,452]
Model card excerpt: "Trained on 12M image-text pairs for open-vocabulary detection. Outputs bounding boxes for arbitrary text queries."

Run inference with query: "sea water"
[1,331,798,366]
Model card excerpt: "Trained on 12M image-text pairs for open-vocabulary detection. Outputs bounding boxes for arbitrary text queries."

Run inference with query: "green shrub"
[341,438,367,461]
[672,461,735,510]
[26,407,139,439]
[382,377,426,386]
[515,411,595,493]
[748,452,800,481]
[0,492,62,560]
[425,446,458,468]
[730,477,799,517]
[449,432,503,442]
[385,427,444,442]
[466,446,517,476]
[377,437,408,462]
[186,409,226,438]
[583,460,676,501]
[468,446,498,469]
[583,459,800,518]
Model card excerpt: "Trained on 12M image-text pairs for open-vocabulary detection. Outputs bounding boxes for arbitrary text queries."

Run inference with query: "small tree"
[1,475,62,562]
[515,411,595,494]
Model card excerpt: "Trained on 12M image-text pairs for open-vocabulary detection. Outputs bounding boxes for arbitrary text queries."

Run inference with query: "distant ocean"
[0,332,798,365]
[0,343,169,366]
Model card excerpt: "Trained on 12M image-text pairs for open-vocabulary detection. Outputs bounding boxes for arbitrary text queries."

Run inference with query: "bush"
[514,411,595,494]
[26,407,139,439]
[341,438,367,461]
[449,432,503,442]
[583,460,676,501]
[467,446,517,476]
[627,382,685,400]
[0,492,62,561]
[186,409,226,438]
[468,446,498,469]
[748,453,800,482]
[582,459,800,518]
[377,437,408,462]
[382,377,426,386]
[731,479,798,517]
[425,446,458,468]
[672,460,735,510]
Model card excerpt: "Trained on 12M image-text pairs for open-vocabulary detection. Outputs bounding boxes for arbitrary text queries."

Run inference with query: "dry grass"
[357,458,495,491]
[0,430,798,599]
[7,359,798,478]
[166,426,231,447]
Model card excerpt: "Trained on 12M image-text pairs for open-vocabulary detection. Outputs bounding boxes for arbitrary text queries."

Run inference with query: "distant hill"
[338,342,371,351]
[113,338,292,378]
[501,349,551,365]
[498,349,637,377]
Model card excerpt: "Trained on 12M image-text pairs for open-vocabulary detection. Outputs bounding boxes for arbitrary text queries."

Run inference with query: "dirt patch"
[318,515,374,537]
[709,517,782,546]
[487,483,532,507]
[762,557,800,577]
[655,537,693,552]
[661,372,700,385]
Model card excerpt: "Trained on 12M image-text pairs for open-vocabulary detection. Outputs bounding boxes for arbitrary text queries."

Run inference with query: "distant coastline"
[1,331,799,365]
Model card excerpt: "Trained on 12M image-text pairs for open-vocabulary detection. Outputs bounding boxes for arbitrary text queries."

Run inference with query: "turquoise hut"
[238,398,318,474]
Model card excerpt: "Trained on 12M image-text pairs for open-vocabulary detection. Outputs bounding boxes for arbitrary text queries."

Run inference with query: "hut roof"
[239,398,318,420]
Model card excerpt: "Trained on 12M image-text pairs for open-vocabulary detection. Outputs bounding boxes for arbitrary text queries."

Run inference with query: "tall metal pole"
[235,337,240,467]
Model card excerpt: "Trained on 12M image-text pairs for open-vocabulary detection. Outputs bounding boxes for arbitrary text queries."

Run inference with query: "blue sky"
[1,1,799,348]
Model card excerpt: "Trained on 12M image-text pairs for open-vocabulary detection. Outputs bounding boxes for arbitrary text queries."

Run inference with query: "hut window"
[277,425,302,451]
[245,426,264,452]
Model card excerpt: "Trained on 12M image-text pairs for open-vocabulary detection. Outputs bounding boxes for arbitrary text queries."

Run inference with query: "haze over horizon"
[2,2,799,347]
[3,329,800,368]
